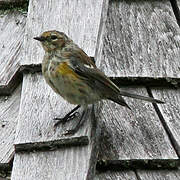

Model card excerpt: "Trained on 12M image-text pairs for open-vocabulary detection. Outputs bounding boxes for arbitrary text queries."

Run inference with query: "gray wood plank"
[0,11,26,95]
[137,170,180,180]
[0,85,21,168]
[12,141,99,180]
[12,0,108,179]
[96,87,178,168]
[97,0,180,79]
[21,0,109,67]
[13,73,101,179]
[15,73,97,146]
[95,171,137,180]
[151,88,180,157]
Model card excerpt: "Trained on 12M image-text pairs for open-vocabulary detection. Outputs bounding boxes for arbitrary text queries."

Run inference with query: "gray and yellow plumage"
[34,30,164,135]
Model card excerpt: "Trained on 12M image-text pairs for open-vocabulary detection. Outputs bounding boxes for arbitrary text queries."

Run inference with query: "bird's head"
[34,30,71,52]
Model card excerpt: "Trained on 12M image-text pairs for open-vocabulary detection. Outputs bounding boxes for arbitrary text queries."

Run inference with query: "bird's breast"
[42,58,101,105]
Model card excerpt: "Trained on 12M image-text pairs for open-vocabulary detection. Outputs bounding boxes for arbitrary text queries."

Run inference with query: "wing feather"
[59,47,164,104]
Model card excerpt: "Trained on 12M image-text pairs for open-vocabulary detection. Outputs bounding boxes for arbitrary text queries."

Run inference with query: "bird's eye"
[51,35,58,40]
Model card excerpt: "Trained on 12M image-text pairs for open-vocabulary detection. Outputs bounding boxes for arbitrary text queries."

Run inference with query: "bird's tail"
[119,90,164,104]
[108,90,164,110]
[108,96,131,110]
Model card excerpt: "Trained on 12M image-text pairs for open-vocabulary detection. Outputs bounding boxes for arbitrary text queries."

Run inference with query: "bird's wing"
[72,62,120,93]
[61,48,121,94]
[62,49,164,104]
[62,47,97,68]
[73,61,164,104]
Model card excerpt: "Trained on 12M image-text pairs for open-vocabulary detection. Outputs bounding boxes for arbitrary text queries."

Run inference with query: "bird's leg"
[54,105,81,126]
[63,109,87,135]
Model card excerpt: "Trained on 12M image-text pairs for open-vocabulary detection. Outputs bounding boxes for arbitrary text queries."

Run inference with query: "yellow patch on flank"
[56,62,78,78]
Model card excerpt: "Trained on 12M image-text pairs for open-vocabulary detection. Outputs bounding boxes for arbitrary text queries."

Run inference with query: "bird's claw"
[54,112,80,126]
[63,129,76,136]
[69,112,79,120]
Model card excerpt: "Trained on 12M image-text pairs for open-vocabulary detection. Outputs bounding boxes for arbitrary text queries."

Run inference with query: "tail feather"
[119,90,164,104]
[108,97,131,110]
[108,90,164,110]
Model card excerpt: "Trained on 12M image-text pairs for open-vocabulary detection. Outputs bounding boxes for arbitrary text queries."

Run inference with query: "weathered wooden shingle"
[14,0,109,148]
[21,0,108,67]
[15,73,96,147]
[95,170,180,180]
[12,0,108,179]
[0,85,21,169]
[12,134,100,180]
[10,0,180,179]
[0,11,26,95]
[95,171,138,180]
[97,87,178,168]
[92,0,180,178]
[137,170,180,180]
[151,88,180,156]
[97,0,180,80]
[94,0,180,170]
[13,72,100,180]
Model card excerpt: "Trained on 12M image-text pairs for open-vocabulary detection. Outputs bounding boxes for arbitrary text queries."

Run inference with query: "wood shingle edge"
[0,0,28,10]
[169,0,180,27]
[11,0,108,179]
[19,64,180,88]
[96,159,180,171]
[14,136,89,153]
[0,10,26,95]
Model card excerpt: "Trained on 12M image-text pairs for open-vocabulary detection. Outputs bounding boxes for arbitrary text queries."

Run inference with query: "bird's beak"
[34,36,46,42]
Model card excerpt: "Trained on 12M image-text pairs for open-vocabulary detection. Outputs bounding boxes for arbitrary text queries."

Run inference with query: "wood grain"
[21,0,108,66]
[137,170,180,180]
[15,73,98,145]
[12,141,99,180]
[0,85,21,168]
[97,0,180,79]
[0,11,26,95]
[95,171,137,180]
[13,73,100,179]
[97,87,178,165]
[150,88,180,157]
[12,0,108,178]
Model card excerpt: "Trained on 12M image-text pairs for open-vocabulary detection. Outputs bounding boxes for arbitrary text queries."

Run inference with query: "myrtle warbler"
[34,30,164,135]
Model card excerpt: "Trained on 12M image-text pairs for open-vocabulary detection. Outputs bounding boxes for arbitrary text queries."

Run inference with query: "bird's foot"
[62,110,86,136]
[54,112,80,126]
[62,129,77,136]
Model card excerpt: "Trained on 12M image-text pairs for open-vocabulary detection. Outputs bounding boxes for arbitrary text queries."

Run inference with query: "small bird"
[34,30,164,135]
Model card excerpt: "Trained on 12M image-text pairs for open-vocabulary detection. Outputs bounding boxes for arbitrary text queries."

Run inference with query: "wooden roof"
[0,0,180,179]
